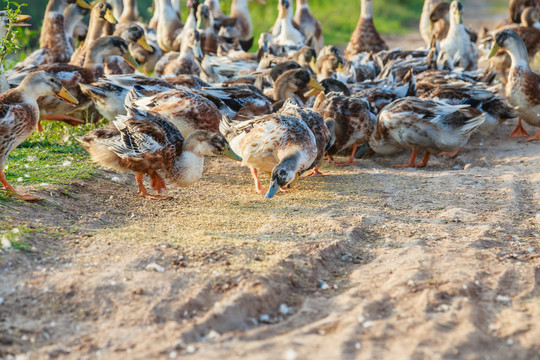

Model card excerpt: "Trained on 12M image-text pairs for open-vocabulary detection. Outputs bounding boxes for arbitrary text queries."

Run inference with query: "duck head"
[184,130,241,160]
[449,1,463,25]
[118,24,152,51]
[265,154,299,198]
[21,71,79,106]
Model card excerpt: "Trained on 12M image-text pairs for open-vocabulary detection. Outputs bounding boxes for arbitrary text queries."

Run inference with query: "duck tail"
[219,114,236,139]
[460,113,486,136]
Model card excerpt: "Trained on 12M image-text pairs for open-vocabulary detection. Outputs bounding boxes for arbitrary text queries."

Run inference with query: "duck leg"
[438,148,461,158]
[334,145,359,166]
[41,115,85,126]
[394,149,419,168]
[304,166,327,177]
[0,171,42,202]
[148,170,168,194]
[510,118,530,138]
[135,172,169,200]
[416,151,431,168]
[325,155,336,162]
[250,168,264,194]
[525,128,540,142]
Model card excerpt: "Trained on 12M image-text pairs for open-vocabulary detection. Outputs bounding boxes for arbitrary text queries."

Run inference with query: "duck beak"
[265,179,280,199]
[336,62,344,72]
[309,57,317,73]
[55,87,79,107]
[222,143,242,161]
[104,8,117,24]
[305,76,324,97]
[429,20,434,32]
[12,14,31,27]
[193,42,204,60]
[488,43,501,58]
[137,35,152,52]
[76,0,92,9]
[122,51,139,69]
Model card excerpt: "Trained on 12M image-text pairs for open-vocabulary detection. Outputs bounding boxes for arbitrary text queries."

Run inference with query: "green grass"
[4,121,101,187]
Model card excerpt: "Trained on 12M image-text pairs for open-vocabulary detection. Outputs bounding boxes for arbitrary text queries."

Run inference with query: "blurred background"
[1,0,508,51]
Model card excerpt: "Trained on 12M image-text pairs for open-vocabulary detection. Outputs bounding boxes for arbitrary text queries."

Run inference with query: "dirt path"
[1,2,539,360]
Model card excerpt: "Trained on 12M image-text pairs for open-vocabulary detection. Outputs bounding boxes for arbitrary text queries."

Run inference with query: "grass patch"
[4,121,103,186]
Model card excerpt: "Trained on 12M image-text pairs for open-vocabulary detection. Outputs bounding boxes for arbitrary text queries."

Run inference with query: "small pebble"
[506,339,514,346]
[0,298,3,305]
[259,314,270,323]
[279,303,292,315]
[463,164,472,170]
[496,295,511,304]
[355,342,362,350]
[320,282,330,290]
[362,321,375,328]
[145,263,165,272]
[1,237,11,250]
[283,348,297,360]
[185,345,196,354]
[169,351,177,359]
[111,177,120,182]
[207,330,220,340]
[17,177,23,182]
[62,160,72,166]
[526,248,534,253]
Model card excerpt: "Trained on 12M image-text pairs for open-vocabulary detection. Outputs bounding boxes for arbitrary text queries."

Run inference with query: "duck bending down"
[313,92,375,166]
[369,97,485,168]
[154,29,203,77]
[220,113,318,198]
[489,29,540,140]
[79,106,241,199]
[0,71,78,201]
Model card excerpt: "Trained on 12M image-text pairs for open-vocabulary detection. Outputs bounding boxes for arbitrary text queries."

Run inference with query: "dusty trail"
[1,2,539,360]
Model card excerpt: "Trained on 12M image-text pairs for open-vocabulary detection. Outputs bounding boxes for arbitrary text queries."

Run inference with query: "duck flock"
[0,0,539,201]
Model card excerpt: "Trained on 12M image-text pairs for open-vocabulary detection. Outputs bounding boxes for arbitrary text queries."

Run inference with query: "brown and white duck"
[154,28,203,77]
[294,0,323,52]
[489,29,540,140]
[155,0,183,52]
[198,4,218,55]
[0,71,78,201]
[218,0,265,50]
[79,106,240,199]
[345,0,388,59]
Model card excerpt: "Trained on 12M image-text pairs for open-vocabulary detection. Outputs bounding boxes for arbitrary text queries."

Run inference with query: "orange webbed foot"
[1,190,43,202]
[510,119,530,138]
[304,167,327,177]
[438,148,461,158]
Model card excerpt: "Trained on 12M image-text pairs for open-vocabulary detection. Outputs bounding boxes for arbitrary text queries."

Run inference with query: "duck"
[272,0,305,49]
[78,106,241,199]
[0,71,78,201]
[106,24,153,74]
[420,0,439,46]
[294,0,323,52]
[510,0,540,23]
[439,1,478,71]
[313,92,376,166]
[154,29,203,77]
[128,88,223,136]
[13,0,91,70]
[219,112,318,198]
[345,0,388,59]
[198,4,218,55]
[278,99,334,176]
[156,0,183,52]
[369,97,485,167]
[118,0,138,24]
[70,1,118,66]
[64,3,91,56]
[205,0,225,20]
[218,0,266,51]
[315,53,344,81]
[173,0,200,51]
[483,7,540,81]
[79,74,175,120]
[272,68,324,103]
[201,85,273,119]
[489,29,540,140]
[270,0,301,38]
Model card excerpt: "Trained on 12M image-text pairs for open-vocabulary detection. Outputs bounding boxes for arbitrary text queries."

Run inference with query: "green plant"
[0,1,27,67]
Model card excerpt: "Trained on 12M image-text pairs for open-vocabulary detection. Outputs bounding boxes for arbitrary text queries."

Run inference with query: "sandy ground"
[1,2,540,360]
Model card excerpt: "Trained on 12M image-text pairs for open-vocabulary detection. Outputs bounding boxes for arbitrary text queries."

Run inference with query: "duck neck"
[40,0,68,49]
[64,6,85,40]
[83,46,106,78]
[157,0,183,46]
[46,0,67,13]
[507,41,530,69]
[179,42,195,58]
[274,78,296,101]
[120,0,138,23]
[361,0,372,20]
[231,0,249,18]
[296,0,309,10]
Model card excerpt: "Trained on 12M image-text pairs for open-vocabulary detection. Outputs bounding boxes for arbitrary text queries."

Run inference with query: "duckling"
[294,0,323,52]
[369,97,485,167]
[13,0,90,70]
[79,106,240,199]
[313,92,376,166]
[0,71,78,201]
[219,112,318,198]
[489,29,540,140]
[155,29,203,77]
[345,0,388,59]
[129,88,223,136]
[439,1,478,70]
[70,2,118,66]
